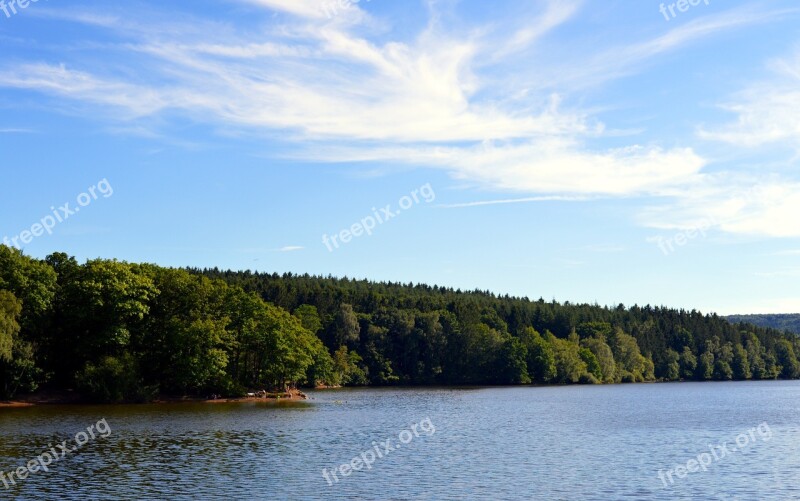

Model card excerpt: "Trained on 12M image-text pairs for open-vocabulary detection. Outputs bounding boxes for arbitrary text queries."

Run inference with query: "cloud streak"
[0,1,796,236]
[699,49,800,148]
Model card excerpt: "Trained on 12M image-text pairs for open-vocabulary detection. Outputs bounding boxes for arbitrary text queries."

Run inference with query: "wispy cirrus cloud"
[517,5,796,93]
[0,128,35,133]
[439,195,592,209]
[699,49,800,148]
[241,0,332,20]
[0,0,795,229]
[639,176,800,237]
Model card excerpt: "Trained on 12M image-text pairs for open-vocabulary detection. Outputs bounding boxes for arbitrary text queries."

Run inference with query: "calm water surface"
[2,381,800,500]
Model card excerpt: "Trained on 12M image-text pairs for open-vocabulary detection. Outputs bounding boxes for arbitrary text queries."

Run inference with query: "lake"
[1,381,800,500]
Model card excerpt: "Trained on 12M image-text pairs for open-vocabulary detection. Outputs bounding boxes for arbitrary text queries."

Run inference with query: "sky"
[1,0,799,315]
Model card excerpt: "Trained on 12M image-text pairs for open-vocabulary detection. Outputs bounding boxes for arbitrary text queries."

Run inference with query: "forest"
[1,245,798,402]
[725,314,800,335]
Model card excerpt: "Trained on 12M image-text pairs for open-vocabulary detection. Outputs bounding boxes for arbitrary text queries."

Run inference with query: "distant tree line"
[199,267,800,387]
[725,314,800,335]
[1,246,798,402]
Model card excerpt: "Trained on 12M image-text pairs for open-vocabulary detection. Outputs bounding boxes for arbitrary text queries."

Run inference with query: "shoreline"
[0,389,309,408]
[3,380,788,407]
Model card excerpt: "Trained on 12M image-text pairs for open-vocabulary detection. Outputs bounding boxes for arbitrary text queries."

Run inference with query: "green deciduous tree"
[744,334,767,379]
[581,336,616,383]
[698,350,715,380]
[732,344,751,380]
[548,333,587,384]
[330,303,360,347]
[519,327,556,383]
[661,348,681,381]
[294,305,323,334]
[679,346,697,380]
[5,245,800,402]
[579,347,602,383]
[0,290,21,362]
[775,340,800,379]
[609,328,652,382]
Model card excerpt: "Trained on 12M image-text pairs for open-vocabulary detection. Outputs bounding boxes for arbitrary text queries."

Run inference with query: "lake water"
[2,381,800,500]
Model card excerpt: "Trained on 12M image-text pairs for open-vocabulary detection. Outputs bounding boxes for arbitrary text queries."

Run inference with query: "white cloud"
[640,178,800,238]
[0,63,169,118]
[526,5,793,92]
[0,1,788,204]
[489,0,581,61]
[439,195,591,209]
[242,0,330,20]
[699,50,800,147]
[317,138,705,195]
[29,9,122,27]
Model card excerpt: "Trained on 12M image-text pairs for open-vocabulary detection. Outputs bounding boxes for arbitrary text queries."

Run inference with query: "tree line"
[1,246,798,402]
[725,314,800,335]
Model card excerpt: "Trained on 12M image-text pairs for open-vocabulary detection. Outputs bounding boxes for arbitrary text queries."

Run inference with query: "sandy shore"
[170,389,309,404]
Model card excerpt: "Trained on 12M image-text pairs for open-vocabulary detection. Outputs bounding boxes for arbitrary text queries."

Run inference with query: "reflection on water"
[2,382,800,500]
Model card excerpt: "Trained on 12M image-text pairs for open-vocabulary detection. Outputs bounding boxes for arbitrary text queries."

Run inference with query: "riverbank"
[0,389,309,407]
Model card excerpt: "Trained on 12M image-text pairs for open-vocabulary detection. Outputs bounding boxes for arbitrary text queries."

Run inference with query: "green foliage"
[329,345,368,386]
[581,336,616,383]
[727,314,800,334]
[745,334,768,379]
[698,350,715,380]
[732,344,751,380]
[576,322,613,341]
[679,346,697,380]
[0,290,21,362]
[609,329,653,382]
[0,246,57,331]
[330,303,360,347]
[661,348,680,381]
[499,337,531,384]
[775,340,800,379]
[579,347,602,382]
[294,305,323,334]
[76,353,156,403]
[199,266,799,388]
[0,290,43,399]
[172,318,231,393]
[548,333,588,384]
[519,327,556,383]
[1,340,42,399]
[3,245,800,402]
[714,360,733,380]
[306,339,335,386]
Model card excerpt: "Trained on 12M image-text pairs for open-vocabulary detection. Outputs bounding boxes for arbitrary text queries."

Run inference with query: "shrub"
[76,354,157,403]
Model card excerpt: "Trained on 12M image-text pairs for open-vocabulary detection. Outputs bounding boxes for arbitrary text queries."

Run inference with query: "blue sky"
[1,0,800,315]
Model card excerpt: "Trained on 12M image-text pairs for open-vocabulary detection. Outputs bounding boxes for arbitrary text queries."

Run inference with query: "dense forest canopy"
[1,245,798,402]
[726,314,800,335]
